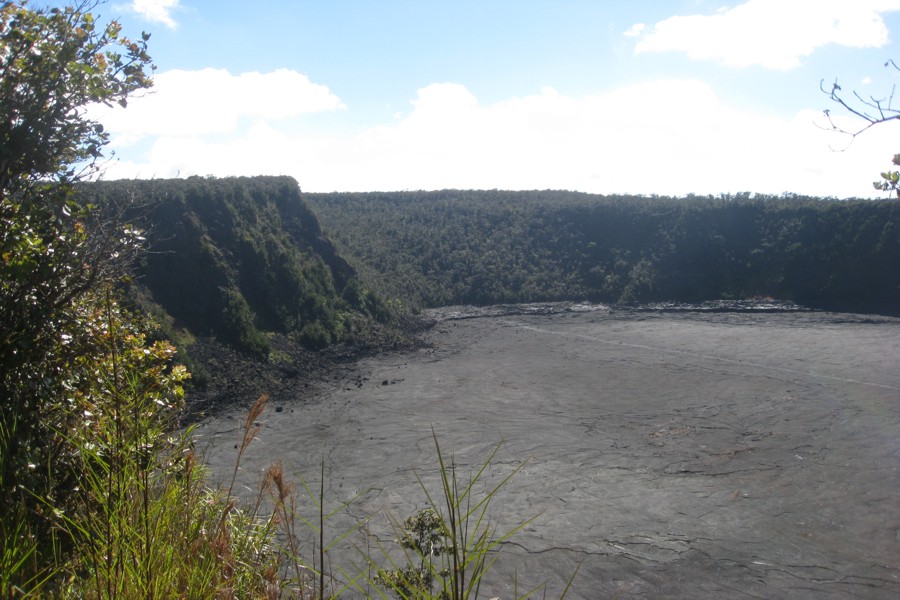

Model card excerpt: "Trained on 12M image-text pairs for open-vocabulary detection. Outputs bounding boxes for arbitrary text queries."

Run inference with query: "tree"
[821,60,900,196]
[0,0,157,588]
[0,0,153,193]
[0,0,153,380]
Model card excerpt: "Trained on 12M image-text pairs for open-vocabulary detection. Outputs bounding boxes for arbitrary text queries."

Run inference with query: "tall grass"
[371,430,578,600]
[51,296,287,598]
[0,285,306,597]
[5,388,577,599]
[0,416,59,597]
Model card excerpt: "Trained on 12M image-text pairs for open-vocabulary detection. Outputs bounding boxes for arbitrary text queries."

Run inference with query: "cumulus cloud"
[129,0,181,29]
[631,0,900,69]
[97,77,896,199]
[90,68,345,146]
[623,23,645,37]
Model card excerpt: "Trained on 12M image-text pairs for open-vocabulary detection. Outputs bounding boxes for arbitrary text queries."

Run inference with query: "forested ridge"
[84,176,394,357]
[307,190,900,314]
[76,180,900,364]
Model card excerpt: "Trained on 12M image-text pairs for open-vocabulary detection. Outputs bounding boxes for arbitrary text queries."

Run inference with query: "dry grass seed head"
[267,461,293,503]
[242,394,269,449]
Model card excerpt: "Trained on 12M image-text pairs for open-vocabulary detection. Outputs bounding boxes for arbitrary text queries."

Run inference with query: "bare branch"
[818,61,900,139]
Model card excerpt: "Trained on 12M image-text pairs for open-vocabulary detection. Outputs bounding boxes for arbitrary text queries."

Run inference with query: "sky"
[67,0,900,197]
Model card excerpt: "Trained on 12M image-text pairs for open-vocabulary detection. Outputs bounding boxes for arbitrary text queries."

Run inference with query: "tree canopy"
[308,190,900,314]
[0,0,152,193]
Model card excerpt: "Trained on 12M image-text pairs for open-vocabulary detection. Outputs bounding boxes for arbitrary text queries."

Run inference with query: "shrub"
[372,431,577,600]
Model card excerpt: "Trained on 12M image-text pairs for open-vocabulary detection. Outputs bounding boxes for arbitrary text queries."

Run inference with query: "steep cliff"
[85,176,390,356]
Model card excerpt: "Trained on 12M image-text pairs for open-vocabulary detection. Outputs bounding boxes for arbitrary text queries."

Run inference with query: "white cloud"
[623,23,645,37]
[90,68,344,146]
[631,0,900,69]
[96,76,897,199]
[129,0,181,29]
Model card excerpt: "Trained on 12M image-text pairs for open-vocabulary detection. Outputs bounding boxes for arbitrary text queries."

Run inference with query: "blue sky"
[71,1,900,197]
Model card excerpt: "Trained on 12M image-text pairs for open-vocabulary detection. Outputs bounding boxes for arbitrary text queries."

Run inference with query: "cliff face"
[86,176,387,355]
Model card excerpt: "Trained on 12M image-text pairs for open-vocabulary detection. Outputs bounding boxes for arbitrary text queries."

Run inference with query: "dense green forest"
[76,180,900,365]
[84,176,393,356]
[307,190,900,314]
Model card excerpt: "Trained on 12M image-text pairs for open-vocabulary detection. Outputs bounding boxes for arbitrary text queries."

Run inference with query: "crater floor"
[197,307,900,599]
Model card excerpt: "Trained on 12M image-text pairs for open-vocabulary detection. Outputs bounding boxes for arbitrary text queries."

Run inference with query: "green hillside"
[307,190,900,314]
[84,176,393,357]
